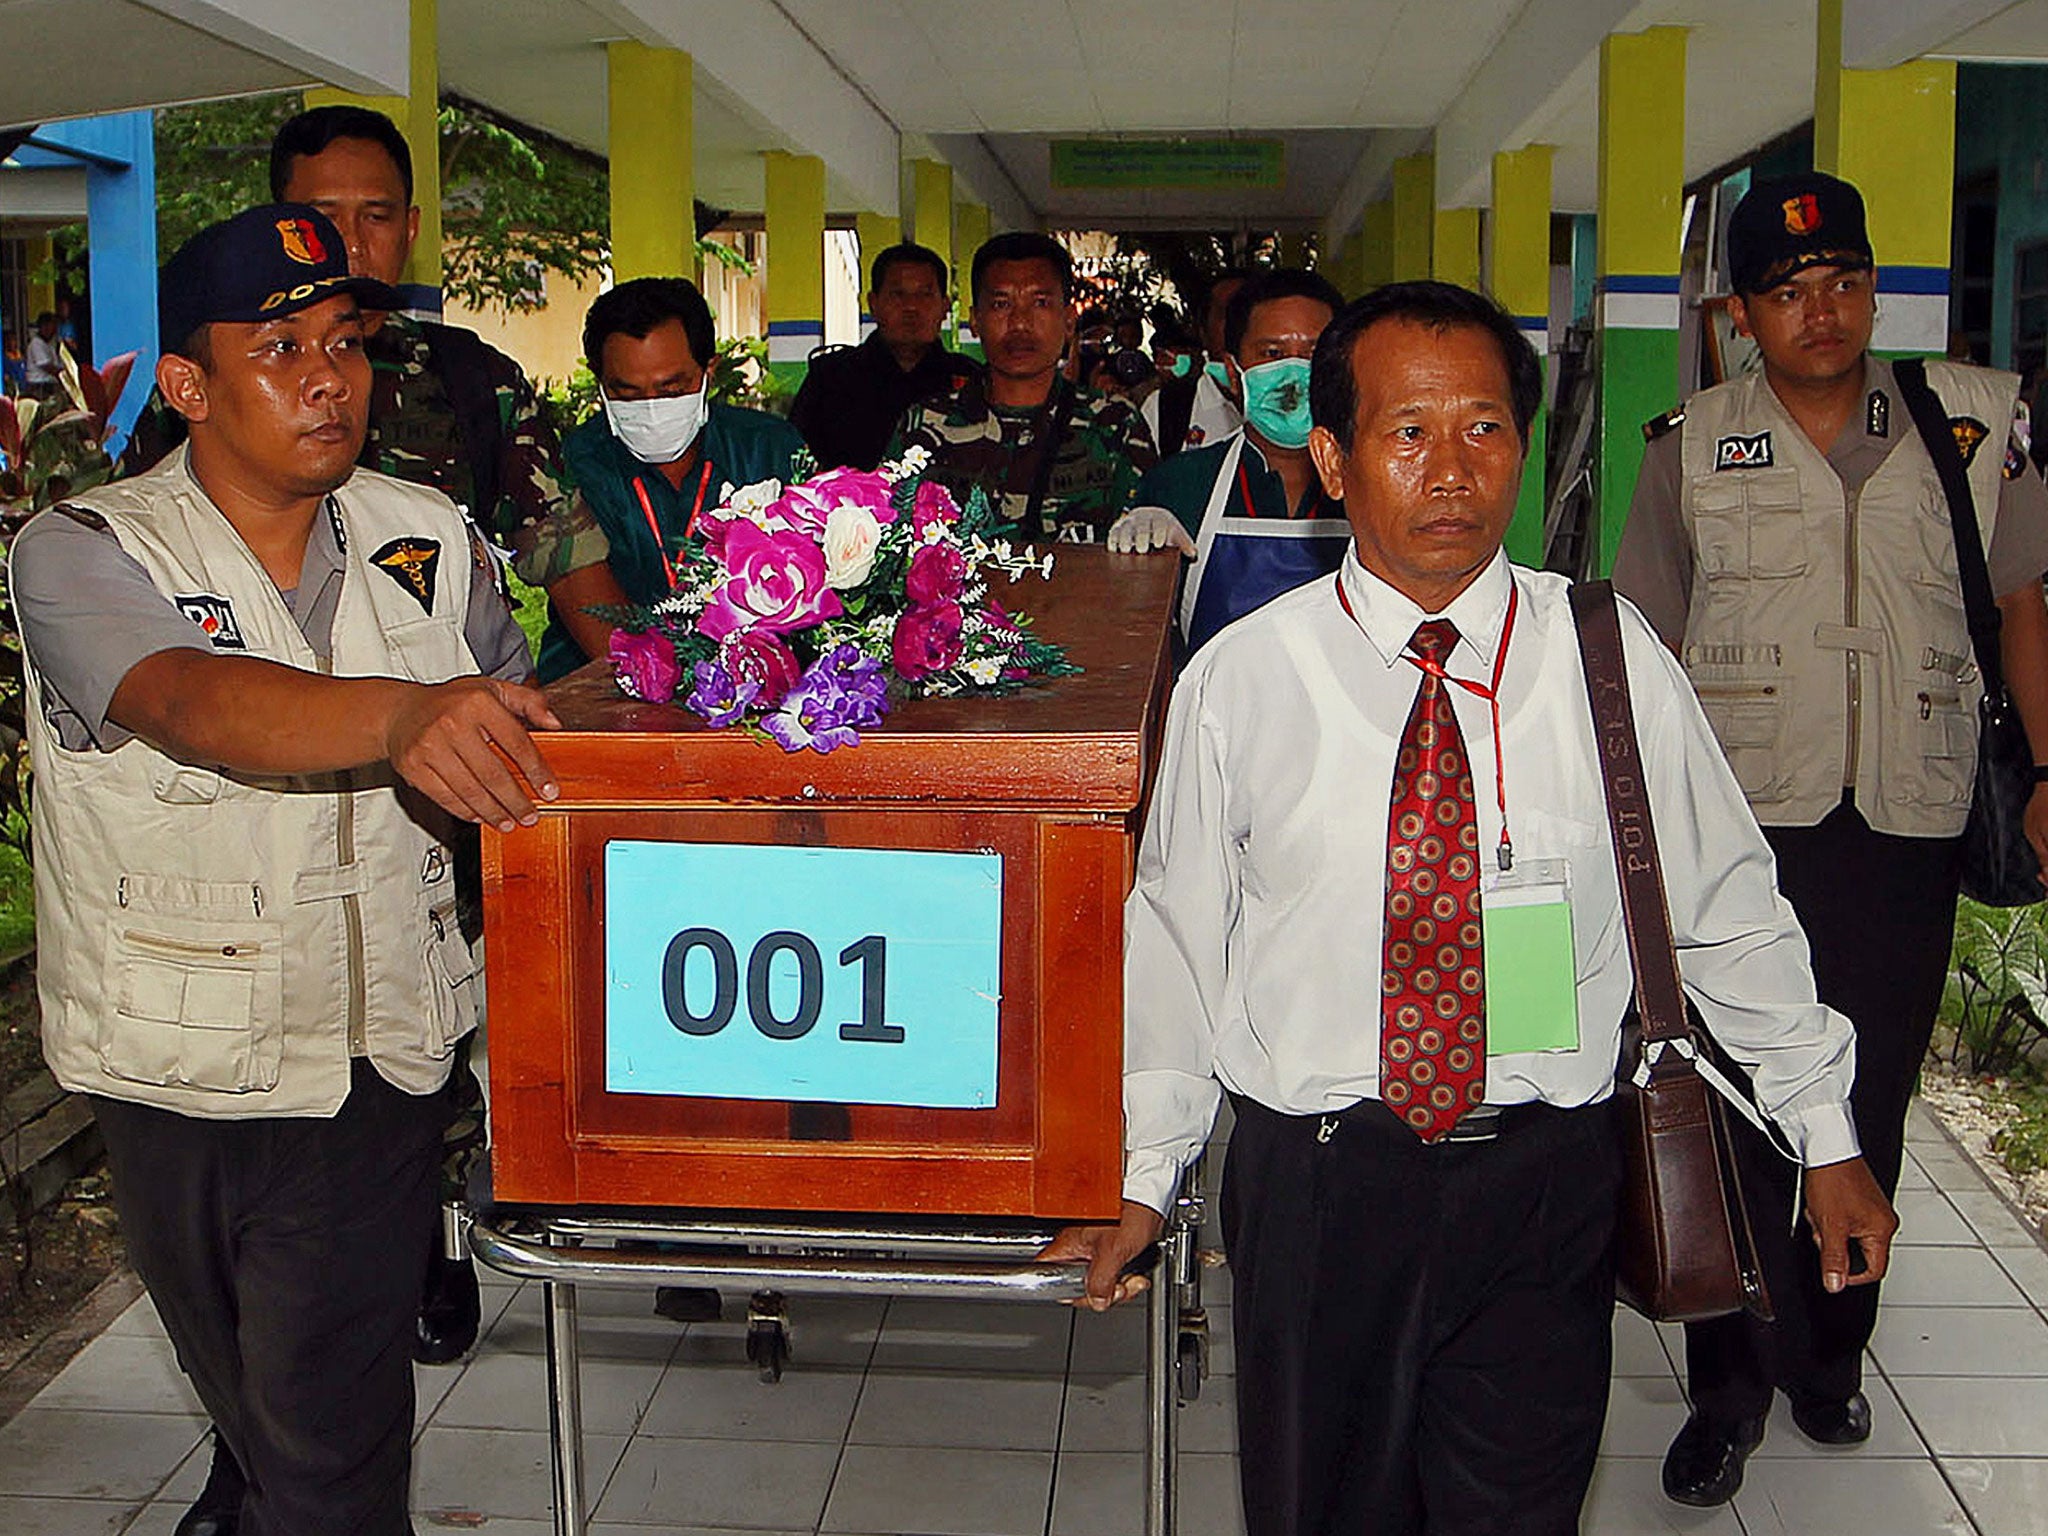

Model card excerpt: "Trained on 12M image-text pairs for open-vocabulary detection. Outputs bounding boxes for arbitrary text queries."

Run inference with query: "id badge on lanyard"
[1481,857,1580,1055]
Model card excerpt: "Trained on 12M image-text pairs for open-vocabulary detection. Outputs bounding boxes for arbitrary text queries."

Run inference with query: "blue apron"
[1180,433,1353,653]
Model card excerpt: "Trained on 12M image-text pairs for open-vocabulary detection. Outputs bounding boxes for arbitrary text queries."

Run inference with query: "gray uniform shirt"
[13,495,532,753]
[1616,355,2048,648]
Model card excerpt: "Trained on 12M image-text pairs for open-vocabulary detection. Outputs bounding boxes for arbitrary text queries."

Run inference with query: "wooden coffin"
[482,546,1177,1221]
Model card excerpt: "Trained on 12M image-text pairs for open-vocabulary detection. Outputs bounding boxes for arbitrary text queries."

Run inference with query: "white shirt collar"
[1337,546,1515,674]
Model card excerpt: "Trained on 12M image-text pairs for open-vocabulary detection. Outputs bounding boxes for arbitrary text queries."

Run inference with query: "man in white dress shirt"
[1045,281,1897,1536]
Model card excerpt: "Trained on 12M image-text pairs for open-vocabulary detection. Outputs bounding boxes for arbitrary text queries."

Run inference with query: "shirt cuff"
[1773,1099,1862,1169]
[1120,1150,1187,1218]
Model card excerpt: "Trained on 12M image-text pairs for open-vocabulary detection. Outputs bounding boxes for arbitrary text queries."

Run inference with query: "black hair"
[1223,269,1345,358]
[582,277,717,375]
[270,105,414,202]
[869,242,949,294]
[970,232,1074,304]
[33,311,56,329]
[1200,268,1251,325]
[1309,281,1542,451]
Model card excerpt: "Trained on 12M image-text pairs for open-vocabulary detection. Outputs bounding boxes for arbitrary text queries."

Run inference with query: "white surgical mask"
[603,385,708,464]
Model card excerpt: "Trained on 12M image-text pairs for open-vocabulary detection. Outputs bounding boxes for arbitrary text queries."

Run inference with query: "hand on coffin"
[1038,1199,1166,1311]
[385,675,562,832]
[1107,506,1196,557]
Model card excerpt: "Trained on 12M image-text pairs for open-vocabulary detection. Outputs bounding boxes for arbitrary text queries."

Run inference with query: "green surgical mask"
[1204,359,1235,394]
[1241,357,1314,449]
[1166,353,1195,379]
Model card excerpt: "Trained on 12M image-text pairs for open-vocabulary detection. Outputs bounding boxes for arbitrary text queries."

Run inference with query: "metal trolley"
[467,1169,1210,1536]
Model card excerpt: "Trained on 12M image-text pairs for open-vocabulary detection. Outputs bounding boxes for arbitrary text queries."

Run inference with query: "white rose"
[725,478,783,520]
[822,504,883,590]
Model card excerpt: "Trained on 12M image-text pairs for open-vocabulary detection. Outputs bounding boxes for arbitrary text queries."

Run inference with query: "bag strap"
[1568,582,1693,1045]
[1159,373,1197,456]
[1894,357,2004,692]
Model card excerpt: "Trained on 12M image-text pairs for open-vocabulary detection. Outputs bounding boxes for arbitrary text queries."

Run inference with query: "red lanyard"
[1235,459,1330,520]
[1338,576,1520,870]
[632,460,715,593]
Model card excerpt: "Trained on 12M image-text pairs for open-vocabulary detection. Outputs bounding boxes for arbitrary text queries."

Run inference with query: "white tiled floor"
[3,1100,2046,1534]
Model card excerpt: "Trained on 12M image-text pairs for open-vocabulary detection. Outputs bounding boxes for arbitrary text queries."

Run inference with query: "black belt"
[1233,1092,1572,1147]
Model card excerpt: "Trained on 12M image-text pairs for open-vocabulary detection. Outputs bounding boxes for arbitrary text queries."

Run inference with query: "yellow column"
[954,201,991,356]
[764,151,825,386]
[25,234,56,319]
[305,0,441,299]
[1431,208,1482,290]
[607,42,695,282]
[1326,232,1360,299]
[1361,200,1396,291]
[1492,145,1555,565]
[1595,26,1687,576]
[1391,153,1435,282]
[911,159,954,344]
[1815,0,1955,355]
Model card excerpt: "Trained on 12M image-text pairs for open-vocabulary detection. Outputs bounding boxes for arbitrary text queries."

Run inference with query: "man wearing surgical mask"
[1142,272,1246,457]
[1111,269,1350,653]
[541,277,805,680]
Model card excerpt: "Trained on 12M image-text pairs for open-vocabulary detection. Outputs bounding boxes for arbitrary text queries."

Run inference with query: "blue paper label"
[604,841,1002,1108]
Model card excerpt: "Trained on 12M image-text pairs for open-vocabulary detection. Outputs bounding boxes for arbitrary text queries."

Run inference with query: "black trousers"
[93,1059,446,1536]
[1222,1094,1622,1536]
[1685,801,1960,1422]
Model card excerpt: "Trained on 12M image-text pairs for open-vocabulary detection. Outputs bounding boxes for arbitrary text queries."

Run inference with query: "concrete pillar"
[1492,145,1555,566]
[1595,27,1686,576]
[954,201,990,357]
[911,159,954,345]
[1432,207,1482,291]
[764,151,825,387]
[305,0,442,308]
[608,42,696,283]
[1815,0,1955,355]
[1391,153,1435,282]
[1362,200,1396,292]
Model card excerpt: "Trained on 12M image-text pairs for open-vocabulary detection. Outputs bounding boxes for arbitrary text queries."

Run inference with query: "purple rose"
[905,541,968,607]
[761,643,891,754]
[697,519,843,641]
[893,600,965,681]
[610,628,682,704]
[911,479,960,535]
[684,659,759,727]
[718,629,803,709]
[807,467,900,523]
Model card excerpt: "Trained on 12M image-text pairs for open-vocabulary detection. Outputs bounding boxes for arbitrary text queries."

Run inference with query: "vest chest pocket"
[377,613,471,687]
[100,904,284,1094]
[1690,471,1809,580]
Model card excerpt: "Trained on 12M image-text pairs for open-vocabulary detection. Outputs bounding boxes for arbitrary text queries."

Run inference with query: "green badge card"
[1482,857,1580,1055]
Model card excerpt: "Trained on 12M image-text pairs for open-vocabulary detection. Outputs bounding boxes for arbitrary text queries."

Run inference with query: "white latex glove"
[1107,506,1197,556]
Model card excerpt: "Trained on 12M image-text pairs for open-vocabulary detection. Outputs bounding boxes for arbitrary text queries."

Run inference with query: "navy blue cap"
[1727,173,1874,296]
[158,203,401,354]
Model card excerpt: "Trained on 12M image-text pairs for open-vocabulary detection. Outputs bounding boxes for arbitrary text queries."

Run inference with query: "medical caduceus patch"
[371,536,442,613]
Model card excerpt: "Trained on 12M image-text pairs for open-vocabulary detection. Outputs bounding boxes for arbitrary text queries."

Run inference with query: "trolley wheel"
[746,1289,790,1383]
[746,1317,790,1383]
[1176,1307,1209,1403]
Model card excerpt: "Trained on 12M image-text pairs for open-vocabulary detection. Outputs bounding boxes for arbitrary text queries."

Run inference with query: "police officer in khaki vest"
[1615,171,2048,1508]
[8,205,558,1536]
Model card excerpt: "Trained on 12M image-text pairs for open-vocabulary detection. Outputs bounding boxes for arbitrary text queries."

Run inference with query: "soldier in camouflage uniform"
[118,105,571,1536]
[890,232,1156,541]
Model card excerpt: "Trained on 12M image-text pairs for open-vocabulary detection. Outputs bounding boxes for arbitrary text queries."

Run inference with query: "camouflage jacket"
[889,374,1157,541]
[120,313,590,586]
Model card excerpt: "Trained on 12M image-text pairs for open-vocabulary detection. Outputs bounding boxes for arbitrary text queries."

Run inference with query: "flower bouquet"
[606,447,1078,753]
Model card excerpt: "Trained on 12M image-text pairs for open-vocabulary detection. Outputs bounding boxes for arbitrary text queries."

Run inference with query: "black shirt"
[790,334,981,470]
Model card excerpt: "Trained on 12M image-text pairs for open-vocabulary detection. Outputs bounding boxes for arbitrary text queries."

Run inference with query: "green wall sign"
[1050,139,1285,191]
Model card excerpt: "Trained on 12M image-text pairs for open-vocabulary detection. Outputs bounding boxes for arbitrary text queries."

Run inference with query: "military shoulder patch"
[2007,441,2033,481]
[1867,391,1889,439]
[1714,431,1774,470]
[371,536,441,614]
[174,593,247,650]
[1642,408,1685,443]
[1950,416,1991,468]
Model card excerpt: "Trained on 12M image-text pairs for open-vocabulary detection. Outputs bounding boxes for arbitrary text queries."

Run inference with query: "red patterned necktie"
[1380,619,1488,1141]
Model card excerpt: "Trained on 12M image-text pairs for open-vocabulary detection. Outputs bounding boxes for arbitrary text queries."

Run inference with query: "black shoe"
[1662,1410,1767,1507]
[413,1250,481,1365]
[653,1286,724,1322]
[174,1431,244,1536]
[1791,1389,1871,1445]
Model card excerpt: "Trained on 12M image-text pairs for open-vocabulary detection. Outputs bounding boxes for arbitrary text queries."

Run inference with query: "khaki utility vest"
[1677,361,2017,836]
[22,448,485,1117]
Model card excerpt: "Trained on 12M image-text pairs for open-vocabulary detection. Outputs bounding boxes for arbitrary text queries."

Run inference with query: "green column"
[1492,145,1554,566]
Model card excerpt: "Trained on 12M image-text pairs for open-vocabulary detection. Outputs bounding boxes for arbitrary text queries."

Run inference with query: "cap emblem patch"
[1782,194,1823,236]
[277,218,327,266]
